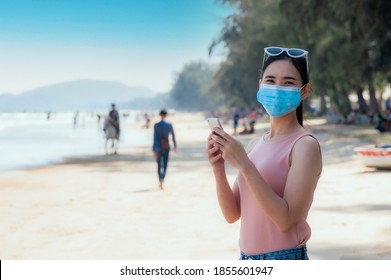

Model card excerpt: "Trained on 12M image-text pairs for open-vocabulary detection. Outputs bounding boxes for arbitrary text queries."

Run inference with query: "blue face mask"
[257,84,302,117]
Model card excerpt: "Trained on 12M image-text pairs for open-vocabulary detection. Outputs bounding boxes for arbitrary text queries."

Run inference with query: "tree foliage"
[169,61,224,111]
[211,0,391,115]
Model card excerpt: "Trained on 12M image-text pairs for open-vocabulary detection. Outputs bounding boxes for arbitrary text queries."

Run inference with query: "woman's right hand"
[206,132,225,171]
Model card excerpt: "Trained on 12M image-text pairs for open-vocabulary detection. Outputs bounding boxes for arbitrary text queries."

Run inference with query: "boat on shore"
[354,144,391,170]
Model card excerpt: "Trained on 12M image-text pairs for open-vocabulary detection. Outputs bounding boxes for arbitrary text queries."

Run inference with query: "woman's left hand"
[210,128,250,171]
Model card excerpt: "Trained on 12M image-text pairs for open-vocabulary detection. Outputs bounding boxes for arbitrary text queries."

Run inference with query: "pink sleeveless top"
[235,129,319,255]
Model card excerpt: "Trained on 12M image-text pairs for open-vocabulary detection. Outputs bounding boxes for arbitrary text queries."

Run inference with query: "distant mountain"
[0,80,159,111]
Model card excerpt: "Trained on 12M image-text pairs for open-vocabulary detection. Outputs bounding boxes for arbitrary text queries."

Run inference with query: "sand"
[0,112,390,260]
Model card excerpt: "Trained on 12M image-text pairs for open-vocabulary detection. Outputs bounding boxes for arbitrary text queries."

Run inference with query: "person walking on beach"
[153,109,177,190]
[206,46,322,260]
[73,111,79,127]
[109,103,120,138]
[233,109,240,135]
[143,112,151,129]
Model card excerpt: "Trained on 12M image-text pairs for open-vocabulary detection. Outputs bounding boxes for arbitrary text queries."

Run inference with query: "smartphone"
[207,118,224,131]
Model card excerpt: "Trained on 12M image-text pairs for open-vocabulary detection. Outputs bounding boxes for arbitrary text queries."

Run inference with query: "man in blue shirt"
[153,109,177,190]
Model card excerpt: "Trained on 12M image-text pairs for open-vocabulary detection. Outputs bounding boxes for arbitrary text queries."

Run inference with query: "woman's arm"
[207,133,241,223]
[213,168,241,224]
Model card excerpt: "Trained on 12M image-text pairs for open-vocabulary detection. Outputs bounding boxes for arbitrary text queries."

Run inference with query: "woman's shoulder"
[291,132,323,174]
[295,133,320,148]
[293,127,321,151]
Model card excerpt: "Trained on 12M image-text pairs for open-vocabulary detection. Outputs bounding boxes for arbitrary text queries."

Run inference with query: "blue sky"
[0,0,232,94]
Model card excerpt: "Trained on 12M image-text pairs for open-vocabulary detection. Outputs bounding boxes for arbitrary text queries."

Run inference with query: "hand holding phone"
[207,118,224,131]
[206,118,224,167]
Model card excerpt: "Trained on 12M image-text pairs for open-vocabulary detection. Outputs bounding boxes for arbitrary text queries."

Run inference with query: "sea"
[0,111,151,172]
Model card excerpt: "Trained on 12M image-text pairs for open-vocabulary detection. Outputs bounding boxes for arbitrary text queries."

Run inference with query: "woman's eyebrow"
[284,76,297,80]
[264,75,297,80]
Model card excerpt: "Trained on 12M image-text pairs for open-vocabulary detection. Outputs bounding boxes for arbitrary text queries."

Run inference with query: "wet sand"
[0,112,390,259]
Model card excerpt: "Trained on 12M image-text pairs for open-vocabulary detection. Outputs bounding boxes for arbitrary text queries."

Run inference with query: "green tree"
[211,0,391,116]
[210,0,280,108]
[279,0,391,114]
[169,61,224,111]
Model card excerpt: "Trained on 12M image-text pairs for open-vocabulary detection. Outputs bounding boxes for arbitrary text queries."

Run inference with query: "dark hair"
[260,53,309,126]
[159,109,167,116]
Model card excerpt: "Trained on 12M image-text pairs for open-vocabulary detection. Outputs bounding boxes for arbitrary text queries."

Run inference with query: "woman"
[206,46,322,260]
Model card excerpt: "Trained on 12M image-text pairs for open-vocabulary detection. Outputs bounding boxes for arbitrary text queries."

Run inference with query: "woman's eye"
[265,79,275,83]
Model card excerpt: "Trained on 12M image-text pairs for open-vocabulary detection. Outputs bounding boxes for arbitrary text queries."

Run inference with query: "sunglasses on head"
[263,46,309,76]
[264,46,308,58]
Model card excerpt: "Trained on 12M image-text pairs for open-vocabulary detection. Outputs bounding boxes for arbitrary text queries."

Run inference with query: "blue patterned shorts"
[240,246,309,260]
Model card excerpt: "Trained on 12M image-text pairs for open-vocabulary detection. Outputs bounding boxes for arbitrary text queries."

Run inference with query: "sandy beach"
[0,112,390,260]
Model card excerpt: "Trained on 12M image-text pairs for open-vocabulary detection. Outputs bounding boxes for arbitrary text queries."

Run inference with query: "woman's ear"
[301,83,311,100]
[259,79,262,88]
